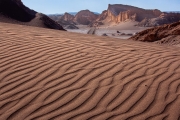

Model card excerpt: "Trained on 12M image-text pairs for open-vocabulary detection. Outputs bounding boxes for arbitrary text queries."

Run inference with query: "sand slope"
[0,22,180,120]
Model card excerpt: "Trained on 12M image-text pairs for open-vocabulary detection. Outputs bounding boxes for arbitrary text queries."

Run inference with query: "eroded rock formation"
[93,4,180,27]
[106,4,161,23]
[56,13,78,29]
[73,10,98,25]
[96,10,108,21]
[60,12,75,22]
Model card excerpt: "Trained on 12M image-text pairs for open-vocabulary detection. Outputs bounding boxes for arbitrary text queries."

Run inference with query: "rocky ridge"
[138,13,180,27]
[92,4,180,27]
[56,12,78,29]
[0,0,65,30]
[130,21,180,45]
[48,4,180,28]
[91,4,162,26]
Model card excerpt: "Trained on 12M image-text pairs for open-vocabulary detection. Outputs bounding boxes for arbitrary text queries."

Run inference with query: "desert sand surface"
[67,21,149,39]
[67,25,91,34]
[1,22,180,120]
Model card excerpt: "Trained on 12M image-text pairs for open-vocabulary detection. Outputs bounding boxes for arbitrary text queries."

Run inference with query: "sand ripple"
[0,23,180,120]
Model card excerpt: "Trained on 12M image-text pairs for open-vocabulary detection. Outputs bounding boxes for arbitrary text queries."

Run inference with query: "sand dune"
[0,22,180,120]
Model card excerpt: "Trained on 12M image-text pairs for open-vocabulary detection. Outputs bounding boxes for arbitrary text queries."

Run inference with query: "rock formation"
[92,4,180,27]
[98,4,162,24]
[96,10,108,21]
[130,21,180,44]
[0,0,66,30]
[56,19,79,29]
[73,10,98,25]
[60,12,74,22]
[50,10,99,28]
[0,0,36,22]
[89,10,108,27]
[138,13,180,27]
[48,4,180,28]
[56,13,78,29]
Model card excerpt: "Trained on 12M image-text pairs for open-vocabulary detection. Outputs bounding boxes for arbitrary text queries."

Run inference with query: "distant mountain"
[0,0,65,30]
[164,11,180,13]
[73,10,99,25]
[49,10,99,27]
[48,4,180,28]
[48,12,99,16]
[68,12,78,16]
[56,13,78,29]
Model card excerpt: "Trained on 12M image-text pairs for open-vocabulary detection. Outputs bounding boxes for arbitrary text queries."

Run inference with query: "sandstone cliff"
[106,4,161,23]
[73,10,98,25]
[93,4,180,28]
[130,21,180,45]
[0,0,65,30]
[92,4,163,26]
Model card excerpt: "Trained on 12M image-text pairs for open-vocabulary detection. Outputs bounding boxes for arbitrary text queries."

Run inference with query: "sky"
[22,0,180,14]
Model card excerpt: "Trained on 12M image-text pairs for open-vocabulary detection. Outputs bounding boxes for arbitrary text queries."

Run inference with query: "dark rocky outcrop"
[0,0,65,30]
[38,13,66,30]
[138,13,180,27]
[0,0,36,22]
[130,21,180,43]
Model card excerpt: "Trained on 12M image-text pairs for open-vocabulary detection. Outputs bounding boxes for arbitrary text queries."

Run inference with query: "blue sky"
[22,0,180,14]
